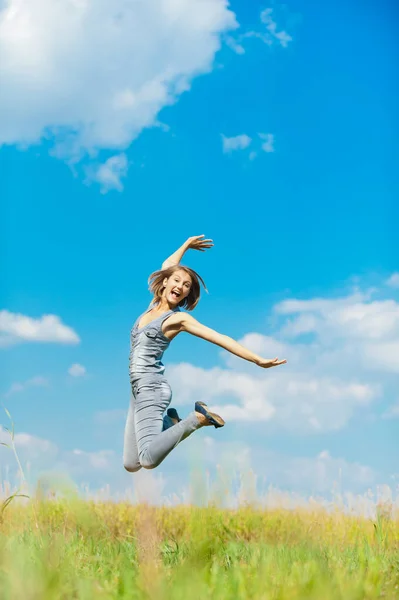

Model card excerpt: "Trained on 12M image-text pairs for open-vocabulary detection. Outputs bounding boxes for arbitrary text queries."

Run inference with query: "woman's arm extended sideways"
[179,313,287,369]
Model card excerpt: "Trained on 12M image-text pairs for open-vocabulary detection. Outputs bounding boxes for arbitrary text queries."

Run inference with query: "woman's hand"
[185,235,214,252]
[256,357,287,369]
[161,235,213,269]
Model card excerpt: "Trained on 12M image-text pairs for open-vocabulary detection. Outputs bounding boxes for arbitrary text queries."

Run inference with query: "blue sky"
[1,0,398,503]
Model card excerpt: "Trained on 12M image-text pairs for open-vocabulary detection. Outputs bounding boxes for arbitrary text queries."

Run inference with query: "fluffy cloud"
[66,448,115,471]
[259,8,292,48]
[0,425,168,503]
[225,36,245,55]
[0,427,59,472]
[386,273,399,289]
[275,293,399,374]
[85,153,129,193]
[221,134,251,153]
[0,0,237,168]
[3,376,49,398]
[382,401,399,419]
[279,450,374,493]
[0,425,382,503]
[227,6,293,55]
[0,310,80,347]
[221,132,275,158]
[259,132,274,153]
[68,363,86,377]
[0,425,118,491]
[200,438,376,496]
[168,362,379,432]
[276,294,399,342]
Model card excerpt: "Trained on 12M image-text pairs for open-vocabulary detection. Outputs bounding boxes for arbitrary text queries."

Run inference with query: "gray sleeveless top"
[129,305,181,382]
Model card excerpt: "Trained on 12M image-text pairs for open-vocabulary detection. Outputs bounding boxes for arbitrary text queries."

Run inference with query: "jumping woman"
[123,235,286,472]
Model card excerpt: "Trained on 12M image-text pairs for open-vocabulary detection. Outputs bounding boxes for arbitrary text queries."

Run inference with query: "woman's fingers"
[189,235,213,243]
[186,235,214,252]
[259,357,287,368]
[270,359,287,367]
[189,234,206,242]
[193,240,214,250]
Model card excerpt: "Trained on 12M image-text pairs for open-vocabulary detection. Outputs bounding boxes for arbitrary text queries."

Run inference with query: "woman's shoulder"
[164,307,185,324]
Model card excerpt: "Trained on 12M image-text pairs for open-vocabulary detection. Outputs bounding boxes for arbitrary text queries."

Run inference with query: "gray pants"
[123,376,200,471]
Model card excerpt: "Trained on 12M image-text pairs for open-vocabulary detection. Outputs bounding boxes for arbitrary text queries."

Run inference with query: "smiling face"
[163,269,193,307]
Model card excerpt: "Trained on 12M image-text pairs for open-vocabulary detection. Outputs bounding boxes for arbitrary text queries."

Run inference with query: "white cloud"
[86,153,128,194]
[0,427,58,465]
[268,449,375,494]
[227,6,293,55]
[169,363,275,418]
[168,362,379,432]
[259,132,274,153]
[276,295,399,342]
[0,425,382,503]
[382,401,399,419]
[386,273,399,289]
[260,8,293,48]
[0,425,118,490]
[4,376,49,398]
[275,292,368,317]
[0,0,237,170]
[206,441,375,495]
[225,35,245,55]
[275,294,399,374]
[221,133,252,153]
[222,133,275,158]
[68,448,115,470]
[362,341,399,374]
[68,363,86,378]
[0,310,80,347]
[12,432,57,455]
[0,422,168,503]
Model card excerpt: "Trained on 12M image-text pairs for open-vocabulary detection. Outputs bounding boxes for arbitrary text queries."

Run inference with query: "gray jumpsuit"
[123,306,200,471]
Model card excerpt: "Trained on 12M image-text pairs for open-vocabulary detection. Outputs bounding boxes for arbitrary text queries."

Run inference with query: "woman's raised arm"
[161,235,214,269]
[179,314,287,369]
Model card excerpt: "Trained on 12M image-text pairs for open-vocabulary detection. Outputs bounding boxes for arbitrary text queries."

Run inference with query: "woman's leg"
[123,395,142,472]
[162,407,181,430]
[162,414,175,431]
[134,379,201,469]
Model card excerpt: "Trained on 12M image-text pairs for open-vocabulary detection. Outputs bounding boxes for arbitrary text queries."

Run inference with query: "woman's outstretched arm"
[161,235,213,269]
[179,314,287,369]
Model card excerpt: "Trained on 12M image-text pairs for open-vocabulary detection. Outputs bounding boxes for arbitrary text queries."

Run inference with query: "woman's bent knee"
[124,461,142,473]
[139,456,159,470]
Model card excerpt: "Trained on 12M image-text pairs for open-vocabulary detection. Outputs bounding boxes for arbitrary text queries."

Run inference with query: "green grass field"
[0,497,398,599]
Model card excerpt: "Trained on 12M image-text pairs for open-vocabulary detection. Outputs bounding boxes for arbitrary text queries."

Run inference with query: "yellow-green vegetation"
[0,499,398,599]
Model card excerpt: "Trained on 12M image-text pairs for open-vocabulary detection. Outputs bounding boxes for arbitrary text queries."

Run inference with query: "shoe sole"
[195,402,225,428]
[206,411,225,428]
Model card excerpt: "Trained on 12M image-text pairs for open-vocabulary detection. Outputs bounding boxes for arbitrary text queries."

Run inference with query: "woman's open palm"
[257,357,287,369]
[186,235,214,252]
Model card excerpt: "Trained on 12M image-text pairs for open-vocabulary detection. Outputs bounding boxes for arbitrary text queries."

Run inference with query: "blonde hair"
[148,265,207,310]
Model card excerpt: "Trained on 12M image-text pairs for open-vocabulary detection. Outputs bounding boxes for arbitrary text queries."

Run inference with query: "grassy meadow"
[0,495,398,600]
[1,412,398,599]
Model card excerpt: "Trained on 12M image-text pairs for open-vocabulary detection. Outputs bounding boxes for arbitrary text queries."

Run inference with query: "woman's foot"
[167,407,181,425]
[195,401,225,428]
